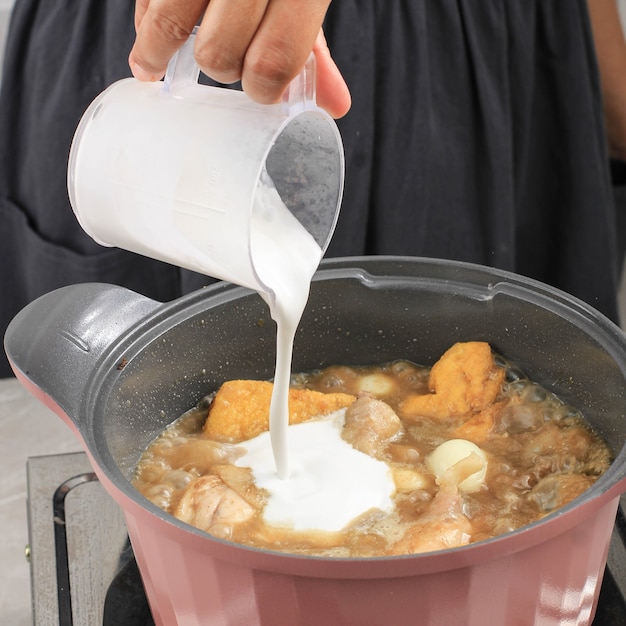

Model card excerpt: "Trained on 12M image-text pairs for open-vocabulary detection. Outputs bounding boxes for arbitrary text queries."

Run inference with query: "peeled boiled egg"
[426,439,487,493]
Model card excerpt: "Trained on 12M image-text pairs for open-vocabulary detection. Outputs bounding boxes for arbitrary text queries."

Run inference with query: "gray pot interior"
[80,257,626,506]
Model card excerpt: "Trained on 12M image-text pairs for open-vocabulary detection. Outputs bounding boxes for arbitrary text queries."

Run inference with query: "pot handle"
[4,283,160,426]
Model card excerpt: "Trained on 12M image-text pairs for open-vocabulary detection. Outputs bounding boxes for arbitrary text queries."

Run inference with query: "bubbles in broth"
[132,342,611,557]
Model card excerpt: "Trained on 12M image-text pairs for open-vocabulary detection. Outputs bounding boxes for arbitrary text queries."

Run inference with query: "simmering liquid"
[133,345,612,557]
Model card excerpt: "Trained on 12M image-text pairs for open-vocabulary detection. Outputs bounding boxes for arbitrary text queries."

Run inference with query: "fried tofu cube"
[399,341,505,420]
[452,401,506,443]
[203,380,356,442]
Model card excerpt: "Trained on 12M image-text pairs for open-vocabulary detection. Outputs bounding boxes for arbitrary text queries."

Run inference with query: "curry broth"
[132,343,611,557]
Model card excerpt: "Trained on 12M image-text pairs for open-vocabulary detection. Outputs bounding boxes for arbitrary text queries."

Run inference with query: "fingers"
[311,29,351,119]
[239,0,331,104]
[129,0,351,118]
[194,0,270,85]
[129,0,207,81]
[133,0,150,32]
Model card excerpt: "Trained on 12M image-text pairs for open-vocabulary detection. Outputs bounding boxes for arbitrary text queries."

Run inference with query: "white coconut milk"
[249,172,322,479]
[236,410,395,532]
[245,174,395,530]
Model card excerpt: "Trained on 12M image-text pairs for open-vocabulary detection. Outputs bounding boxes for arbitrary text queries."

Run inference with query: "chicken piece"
[213,464,267,510]
[527,473,596,512]
[342,394,404,457]
[166,439,239,475]
[388,453,481,555]
[496,397,542,435]
[175,473,257,537]
[525,422,596,459]
[203,380,355,442]
[399,342,504,421]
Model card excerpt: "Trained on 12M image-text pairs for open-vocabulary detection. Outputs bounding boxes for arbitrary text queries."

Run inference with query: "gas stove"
[26,453,151,626]
[26,452,626,625]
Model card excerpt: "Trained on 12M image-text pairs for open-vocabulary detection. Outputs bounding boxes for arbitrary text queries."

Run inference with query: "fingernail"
[129,58,162,82]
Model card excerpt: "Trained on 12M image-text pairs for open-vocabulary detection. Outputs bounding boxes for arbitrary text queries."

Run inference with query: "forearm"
[588,0,626,161]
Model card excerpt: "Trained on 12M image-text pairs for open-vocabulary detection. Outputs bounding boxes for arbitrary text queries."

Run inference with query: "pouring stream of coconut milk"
[250,170,322,479]
[243,172,395,532]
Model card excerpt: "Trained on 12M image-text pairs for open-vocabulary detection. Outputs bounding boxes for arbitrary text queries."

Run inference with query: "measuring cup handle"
[163,28,318,113]
[163,28,200,93]
[281,53,317,114]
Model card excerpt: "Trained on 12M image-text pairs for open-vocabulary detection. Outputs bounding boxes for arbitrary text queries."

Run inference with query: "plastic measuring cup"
[67,31,344,292]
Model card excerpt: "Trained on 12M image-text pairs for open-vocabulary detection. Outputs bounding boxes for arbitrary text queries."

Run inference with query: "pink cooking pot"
[5,256,626,625]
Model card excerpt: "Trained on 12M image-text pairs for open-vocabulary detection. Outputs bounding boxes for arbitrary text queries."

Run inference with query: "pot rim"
[75,256,626,577]
[11,255,626,579]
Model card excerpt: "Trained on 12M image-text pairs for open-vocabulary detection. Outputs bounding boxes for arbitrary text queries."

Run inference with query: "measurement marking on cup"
[173,162,227,216]
[174,200,226,217]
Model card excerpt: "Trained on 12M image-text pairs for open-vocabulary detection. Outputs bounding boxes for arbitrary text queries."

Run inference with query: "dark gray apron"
[0,0,619,377]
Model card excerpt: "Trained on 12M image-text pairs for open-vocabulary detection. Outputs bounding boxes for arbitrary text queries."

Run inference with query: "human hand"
[128,0,351,118]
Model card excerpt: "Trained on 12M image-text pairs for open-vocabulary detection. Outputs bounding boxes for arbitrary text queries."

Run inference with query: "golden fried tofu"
[452,400,506,443]
[399,342,505,420]
[203,380,356,442]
